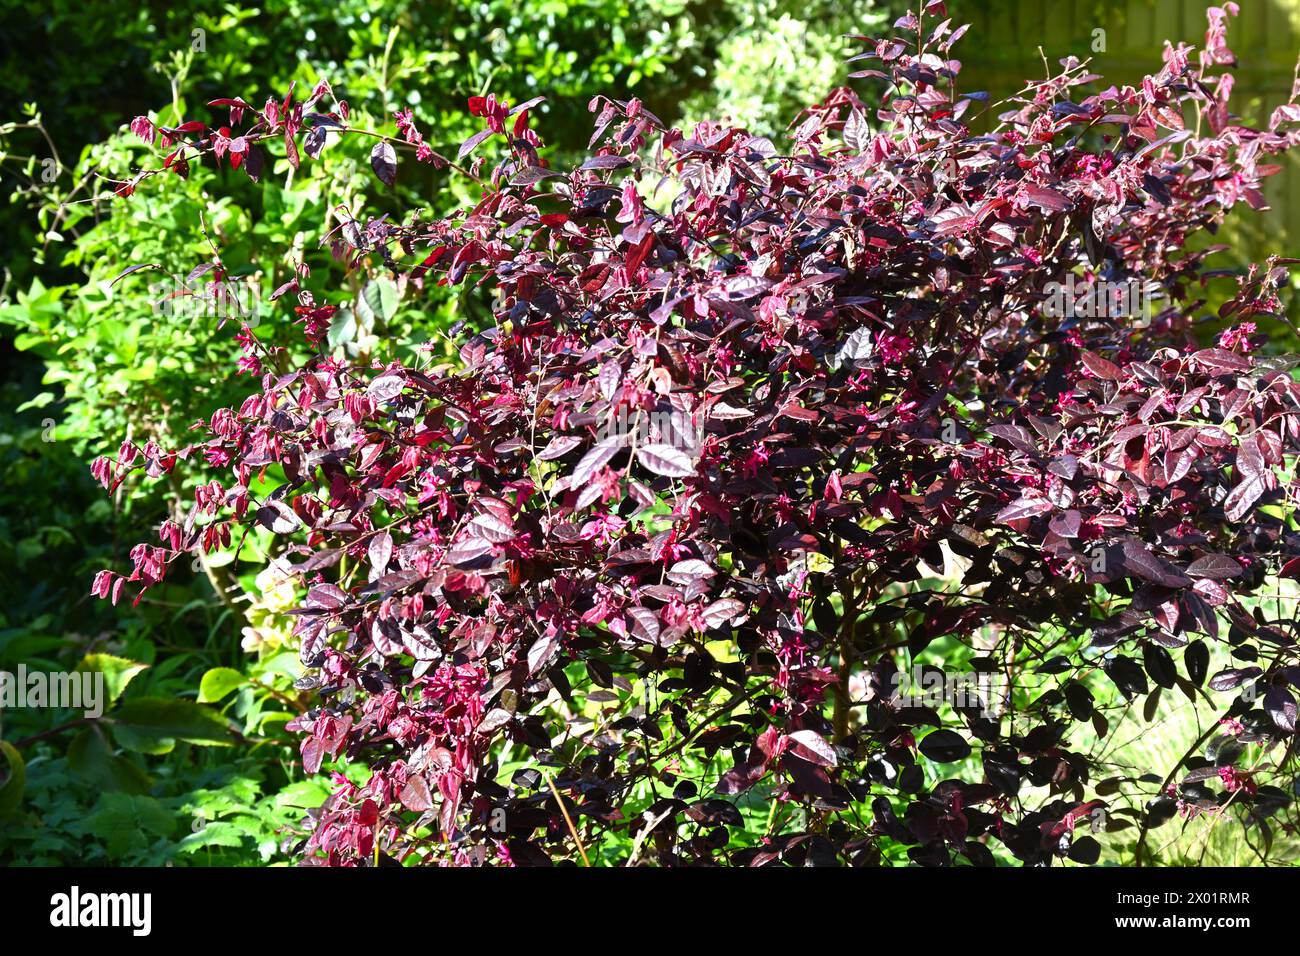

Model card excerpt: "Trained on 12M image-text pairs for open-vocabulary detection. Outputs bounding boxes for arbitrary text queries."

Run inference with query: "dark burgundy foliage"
[95,4,1300,865]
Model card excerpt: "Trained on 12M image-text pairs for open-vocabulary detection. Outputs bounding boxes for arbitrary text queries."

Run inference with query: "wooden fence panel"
[947,0,1300,263]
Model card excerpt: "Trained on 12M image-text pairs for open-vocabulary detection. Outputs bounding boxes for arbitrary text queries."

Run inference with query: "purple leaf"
[370,141,397,186]
[636,444,696,478]
[996,496,1053,523]
[458,128,493,161]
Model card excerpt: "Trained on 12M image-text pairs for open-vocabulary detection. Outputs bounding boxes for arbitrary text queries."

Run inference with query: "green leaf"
[16,390,55,412]
[0,741,26,816]
[274,779,332,809]
[110,697,233,752]
[110,727,176,755]
[81,793,176,859]
[327,306,358,349]
[76,653,148,706]
[357,278,399,329]
[198,667,246,703]
[178,821,248,854]
[67,727,152,794]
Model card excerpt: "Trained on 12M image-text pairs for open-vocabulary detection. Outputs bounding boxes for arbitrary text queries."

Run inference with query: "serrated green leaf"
[76,653,148,706]
[81,793,176,858]
[178,821,248,853]
[110,697,233,752]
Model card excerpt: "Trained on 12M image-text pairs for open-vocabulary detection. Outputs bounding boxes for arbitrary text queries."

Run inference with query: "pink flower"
[1217,322,1256,351]
[1218,717,1246,736]
[742,444,770,479]
[1218,765,1257,796]
[876,331,914,364]
[579,512,625,546]
[129,116,155,143]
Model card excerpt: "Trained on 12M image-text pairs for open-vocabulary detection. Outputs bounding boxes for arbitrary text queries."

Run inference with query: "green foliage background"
[0,0,1297,865]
